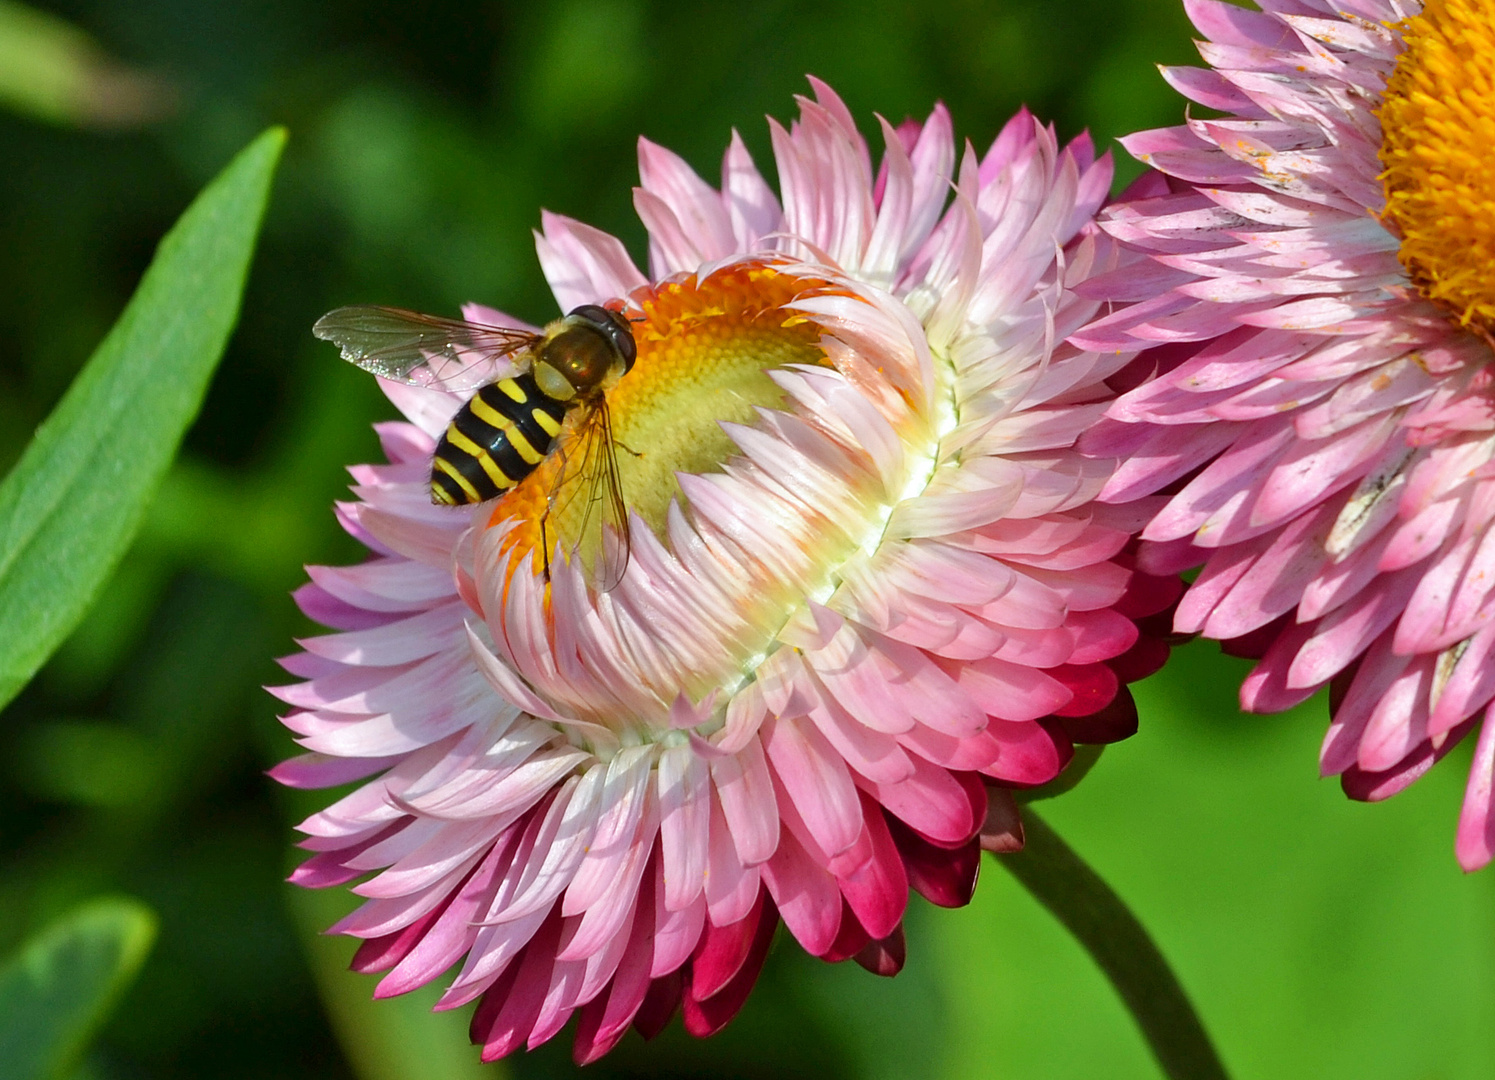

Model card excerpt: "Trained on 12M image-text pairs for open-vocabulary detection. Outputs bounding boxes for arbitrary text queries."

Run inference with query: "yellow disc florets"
[1379,0,1495,337]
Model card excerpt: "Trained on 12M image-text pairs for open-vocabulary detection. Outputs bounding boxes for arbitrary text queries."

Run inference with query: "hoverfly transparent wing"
[541,399,632,592]
[313,305,540,394]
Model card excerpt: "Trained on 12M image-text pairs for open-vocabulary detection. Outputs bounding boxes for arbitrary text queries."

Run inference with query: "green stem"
[996,809,1231,1080]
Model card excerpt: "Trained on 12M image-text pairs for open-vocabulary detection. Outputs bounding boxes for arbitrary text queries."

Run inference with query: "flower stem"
[995,809,1231,1080]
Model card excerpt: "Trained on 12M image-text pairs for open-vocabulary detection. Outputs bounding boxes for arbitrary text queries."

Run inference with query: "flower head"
[276,81,1174,1062]
[1075,1,1495,867]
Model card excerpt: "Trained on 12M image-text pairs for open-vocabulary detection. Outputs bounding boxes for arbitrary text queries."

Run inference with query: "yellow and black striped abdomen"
[430,373,567,506]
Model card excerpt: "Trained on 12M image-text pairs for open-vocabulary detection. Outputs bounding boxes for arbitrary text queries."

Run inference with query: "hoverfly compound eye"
[569,303,637,371]
[608,310,637,370]
[568,304,612,325]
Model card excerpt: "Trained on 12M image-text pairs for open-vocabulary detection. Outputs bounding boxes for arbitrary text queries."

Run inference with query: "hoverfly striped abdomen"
[431,373,568,506]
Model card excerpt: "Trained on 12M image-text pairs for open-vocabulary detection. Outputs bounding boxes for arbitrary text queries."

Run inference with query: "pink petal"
[563,746,654,915]
[680,900,777,1038]
[658,745,712,911]
[689,890,767,1003]
[758,826,841,956]
[710,737,780,866]
[557,787,659,962]
[720,129,781,249]
[836,792,909,940]
[473,915,563,1061]
[651,870,706,978]
[637,137,736,261]
[763,714,863,859]
[857,753,974,844]
[570,874,656,1063]
[535,211,647,312]
[1456,711,1495,871]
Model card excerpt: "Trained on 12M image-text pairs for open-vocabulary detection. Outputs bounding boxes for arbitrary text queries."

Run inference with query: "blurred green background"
[2,1,1491,1077]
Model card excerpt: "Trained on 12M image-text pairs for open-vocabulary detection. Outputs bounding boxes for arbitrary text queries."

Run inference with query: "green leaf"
[0,126,285,712]
[0,897,158,1080]
[0,1,171,127]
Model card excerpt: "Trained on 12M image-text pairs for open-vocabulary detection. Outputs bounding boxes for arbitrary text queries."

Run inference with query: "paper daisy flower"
[1076,1,1495,867]
[274,80,1175,1063]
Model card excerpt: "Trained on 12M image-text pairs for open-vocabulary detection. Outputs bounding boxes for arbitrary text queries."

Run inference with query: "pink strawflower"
[275,81,1176,1062]
[1075,1,1495,867]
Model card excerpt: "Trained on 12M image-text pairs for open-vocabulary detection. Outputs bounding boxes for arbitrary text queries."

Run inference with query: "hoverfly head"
[570,303,637,375]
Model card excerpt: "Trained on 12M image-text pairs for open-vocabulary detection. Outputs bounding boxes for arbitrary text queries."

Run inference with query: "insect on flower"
[313,303,637,589]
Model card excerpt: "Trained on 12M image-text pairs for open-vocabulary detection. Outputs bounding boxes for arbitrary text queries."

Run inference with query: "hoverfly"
[313,303,637,590]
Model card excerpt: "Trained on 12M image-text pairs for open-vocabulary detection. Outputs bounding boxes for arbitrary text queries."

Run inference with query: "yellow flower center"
[1379,0,1495,337]
[490,262,841,575]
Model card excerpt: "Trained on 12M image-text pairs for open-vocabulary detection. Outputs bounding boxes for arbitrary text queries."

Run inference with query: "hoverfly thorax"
[533,304,637,403]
